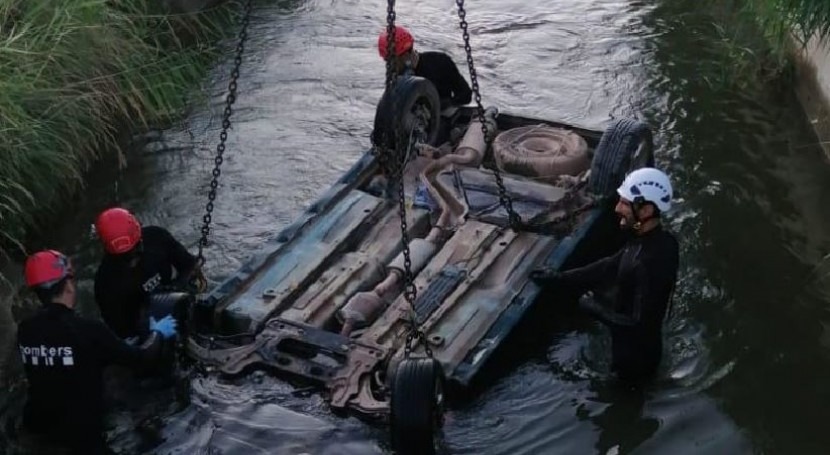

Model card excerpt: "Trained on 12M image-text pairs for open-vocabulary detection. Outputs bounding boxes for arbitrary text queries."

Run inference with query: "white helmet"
[616,167,673,212]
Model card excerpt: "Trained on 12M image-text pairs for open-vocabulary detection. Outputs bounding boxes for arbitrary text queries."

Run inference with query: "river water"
[4,0,830,453]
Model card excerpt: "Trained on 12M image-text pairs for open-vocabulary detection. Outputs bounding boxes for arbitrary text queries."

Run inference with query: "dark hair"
[632,197,661,218]
[33,278,70,306]
[647,203,662,218]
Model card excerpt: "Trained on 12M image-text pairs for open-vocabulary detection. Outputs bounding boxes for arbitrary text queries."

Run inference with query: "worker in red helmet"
[93,207,199,341]
[16,250,177,454]
[377,25,472,111]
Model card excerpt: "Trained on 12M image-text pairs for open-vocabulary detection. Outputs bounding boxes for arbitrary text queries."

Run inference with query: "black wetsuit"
[539,226,679,382]
[414,51,472,109]
[17,303,162,454]
[94,226,196,339]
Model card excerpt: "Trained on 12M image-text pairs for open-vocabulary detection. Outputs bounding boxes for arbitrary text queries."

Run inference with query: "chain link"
[405,328,433,359]
[455,0,522,231]
[373,0,432,359]
[372,0,399,181]
[395,139,416,303]
[394,131,436,359]
[380,0,414,314]
[195,0,253,268]
[384,0,398,92]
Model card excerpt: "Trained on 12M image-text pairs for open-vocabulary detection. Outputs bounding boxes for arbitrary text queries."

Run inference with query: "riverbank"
[719,0,830,160]
[0,0,236,267]
[792,34,830,161]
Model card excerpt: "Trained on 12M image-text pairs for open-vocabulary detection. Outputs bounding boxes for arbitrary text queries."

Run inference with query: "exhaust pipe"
[338,107,498,336]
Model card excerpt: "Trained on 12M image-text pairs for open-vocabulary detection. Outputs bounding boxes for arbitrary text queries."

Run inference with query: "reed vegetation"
[747,0,830,45]
[0,0,235,263]
[704,0,830,88]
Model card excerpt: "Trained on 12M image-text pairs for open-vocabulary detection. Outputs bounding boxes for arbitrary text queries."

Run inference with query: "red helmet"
[25,250,74,289]
[95,207,142,254]
[378,26,414,59]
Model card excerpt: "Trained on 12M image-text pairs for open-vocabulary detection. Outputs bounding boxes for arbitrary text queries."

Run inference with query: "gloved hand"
[529,267,563,284]
[149,315,178,340]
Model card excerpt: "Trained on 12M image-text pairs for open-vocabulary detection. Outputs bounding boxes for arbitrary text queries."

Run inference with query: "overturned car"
[185,74,655,454]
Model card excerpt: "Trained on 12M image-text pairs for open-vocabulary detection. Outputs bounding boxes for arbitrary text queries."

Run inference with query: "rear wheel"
[390,357,445,455]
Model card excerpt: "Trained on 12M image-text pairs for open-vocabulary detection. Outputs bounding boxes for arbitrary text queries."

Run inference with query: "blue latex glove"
[149,315,178,340]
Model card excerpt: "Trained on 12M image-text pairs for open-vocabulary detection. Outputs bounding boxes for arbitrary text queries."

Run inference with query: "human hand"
[149,315,178,339]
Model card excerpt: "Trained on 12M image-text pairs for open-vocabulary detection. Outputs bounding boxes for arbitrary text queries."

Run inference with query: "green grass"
[0,0,238,263]
[747,0,830,45]
[701,0,830,88]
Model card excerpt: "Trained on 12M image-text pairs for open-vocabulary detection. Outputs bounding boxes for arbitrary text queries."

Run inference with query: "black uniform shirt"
[94,226,196,338]
[558,226,680,376]
[414,51,473,108]
[17,303,150,438]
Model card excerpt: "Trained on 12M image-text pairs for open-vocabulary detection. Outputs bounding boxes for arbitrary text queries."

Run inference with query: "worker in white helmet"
[531,167,680,386]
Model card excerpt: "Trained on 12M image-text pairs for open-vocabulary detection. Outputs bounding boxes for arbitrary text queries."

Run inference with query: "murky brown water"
[4,0,830,453]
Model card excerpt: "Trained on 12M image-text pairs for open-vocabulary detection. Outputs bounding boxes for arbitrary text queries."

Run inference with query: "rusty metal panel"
[221,190,384,332]
[355,221,501,352]
[426,232,558,371]
[280,206,431,327]
[378,228,559,379]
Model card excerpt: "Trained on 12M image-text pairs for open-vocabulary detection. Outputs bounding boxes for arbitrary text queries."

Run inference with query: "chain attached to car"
[195,0,254,271]
[370,0,436,360]
[455,0,524,232]
[182,0,253,377]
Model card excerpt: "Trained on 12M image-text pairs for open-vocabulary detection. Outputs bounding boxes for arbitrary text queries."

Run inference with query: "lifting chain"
[384,0,398,92]
[455,0,523,231]
[376,0,432,359]
[372,0,399,181]
[195,0,254,269]
[397,127,432,360]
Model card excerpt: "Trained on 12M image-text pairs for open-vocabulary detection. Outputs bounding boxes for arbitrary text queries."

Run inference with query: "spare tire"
[372,75,442,152]
[493,125,590,183]
[589,118,655,197]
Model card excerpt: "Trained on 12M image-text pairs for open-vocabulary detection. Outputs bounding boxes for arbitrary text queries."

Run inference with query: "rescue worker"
[93,207,198,340]
[16,250,178,454]
[378,25,472,111]
[530,167,680,386]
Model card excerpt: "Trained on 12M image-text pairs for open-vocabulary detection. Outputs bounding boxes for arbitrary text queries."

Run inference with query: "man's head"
[614,167,673,233]
[378,26,415,72]
[95,207,142,262]
[24,250,76,308]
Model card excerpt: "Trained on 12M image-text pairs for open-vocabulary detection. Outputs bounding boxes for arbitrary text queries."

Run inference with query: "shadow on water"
[4,0,830,453]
